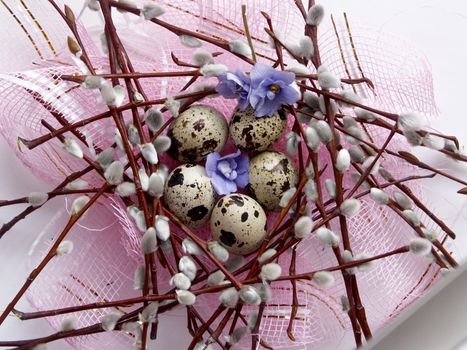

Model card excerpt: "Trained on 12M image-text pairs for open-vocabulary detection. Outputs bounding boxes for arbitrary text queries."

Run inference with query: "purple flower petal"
[206,152,221,176]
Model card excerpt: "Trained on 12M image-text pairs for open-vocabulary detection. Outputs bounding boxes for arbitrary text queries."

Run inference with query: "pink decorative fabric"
[0,1,446,349]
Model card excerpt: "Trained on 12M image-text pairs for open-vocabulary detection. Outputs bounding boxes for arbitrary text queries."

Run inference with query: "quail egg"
[164,164,215,228]
[211,194,267,255]
[229,107,287,152]
[247,151,298,210]
[167,105,228,162]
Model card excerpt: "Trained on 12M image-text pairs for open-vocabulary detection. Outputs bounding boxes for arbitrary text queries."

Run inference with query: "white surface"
[0,1,466,349]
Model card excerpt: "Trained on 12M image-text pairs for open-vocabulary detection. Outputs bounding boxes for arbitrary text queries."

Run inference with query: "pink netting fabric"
[0,1,450,349]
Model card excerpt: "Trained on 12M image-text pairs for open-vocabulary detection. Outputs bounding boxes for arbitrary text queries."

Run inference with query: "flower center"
[269,84,281,94]
[217,160,238,180]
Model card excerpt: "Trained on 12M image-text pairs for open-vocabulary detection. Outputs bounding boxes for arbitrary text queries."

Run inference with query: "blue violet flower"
[215,63,300,117]
[206,150,249,195]
[215,70,250,110]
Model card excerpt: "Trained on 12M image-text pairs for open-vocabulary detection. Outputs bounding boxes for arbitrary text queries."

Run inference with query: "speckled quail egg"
[229,107,287,152]
[167,105,228,162]
[164,164,216,228]
[211,194,267,255]
[247,151,298,211]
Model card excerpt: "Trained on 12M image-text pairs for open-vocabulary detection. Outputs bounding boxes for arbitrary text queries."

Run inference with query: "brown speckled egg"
[229,107,287,152]
[167,105,228,162]
[211,194,267,255]
[247,151,298,211]
[164,164,215,228]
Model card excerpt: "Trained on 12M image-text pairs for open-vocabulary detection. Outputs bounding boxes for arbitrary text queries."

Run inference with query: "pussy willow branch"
[0,184,109,326]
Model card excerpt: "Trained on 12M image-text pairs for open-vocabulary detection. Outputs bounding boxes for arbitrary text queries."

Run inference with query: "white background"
[0,1,466,349]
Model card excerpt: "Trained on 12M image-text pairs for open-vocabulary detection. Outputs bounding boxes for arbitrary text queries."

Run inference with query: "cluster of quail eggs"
[164,104,298,255]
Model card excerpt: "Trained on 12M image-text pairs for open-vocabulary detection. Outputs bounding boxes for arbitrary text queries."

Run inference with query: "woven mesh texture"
[0,1,453,349]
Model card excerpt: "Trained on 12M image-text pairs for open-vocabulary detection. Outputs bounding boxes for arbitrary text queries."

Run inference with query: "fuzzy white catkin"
[306,4,325,25]
[355,253,377,272]
[200,64,228,77]
[138,169,149,192]
[423,134,445,150]
[179,256,197,281]
[317,71,340,90]
[207,270,225,286]
[100,84,125,107]
[115,182,136,197]
[340,198,361,217]
[194,342,213,350]
[226,326,248,345]
[305,179,318,202]
[71,196,90,216]
[409,238,432,256]
[398,112,423,131]
[316,227,339,247]
[314,120,333,143]
[182,238,203,256]
[65,179,88,191]
[354,107,376,122]
[141,3,165,19]
[341,295,350,312]
[324,179,336,198]
[104,161,124,185]
[165,97,180,118]
[403,209,420,227]
[285,131,300,154]
[219,287,239,308]
[192,48,214,66]
[153,135,172,153]
[145,108,164,132]
[394,192,412,209]
[170,273,191,290]
[258,249,277,264]
[279,187,296,208]
[299,36,314,59]
[341,90,362,105]
[127,123,140,145]
[96,147,114,169]
[362,156,380,175]
[422,227,437,242]
[239,285,261,305]
[257,283,273,302]
[148,173,164,197]
[336,149,351,172]
[134,210,147,232]
[28,192,49,207]
[83,75,104,89]
[312,271,334,288]
[404,130,423,146]
[349,146,365,163]
[286,63,310,75]
[139,302,159,323]
[260,263,282,281]
[294,216,314,239]
[208,241,229,262]
[370,188,389,205]
[100,313,120,331]
[305,126,320,151]
[155,215,170,241]
[247,311,259,330]
[63,137,84,158]
[176,290,196,305]
[229,39,252,57]
[179,35,202,48]
[140,143,158,165]
[141,228,157,254]
[226,254,246,271]
[134,266,145,290]
[60,317,77,331]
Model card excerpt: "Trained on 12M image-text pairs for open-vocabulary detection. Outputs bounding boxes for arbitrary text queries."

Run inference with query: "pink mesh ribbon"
[0,1,446,349]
